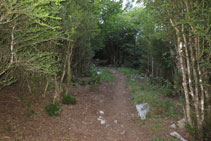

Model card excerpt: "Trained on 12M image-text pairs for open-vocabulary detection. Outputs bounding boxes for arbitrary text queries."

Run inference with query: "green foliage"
[0,75,17,89]
[203,112,211,140]
[60,0,102,76]
[62,94,77,105]
[45,103,62,116]
[72,82,80,87]
[172,73,182,91]
[98,68,115,83]
[80,80,87,86]
[88,65,114,85]
[162,88,172,97]
[117,67,140,77]
[88,65,102,85]
[143,1,211,138]
[151,136,180,141]
[152,124,162,131]
[185,123,199,139]
[93,0,141,67]
[121,68,181,118]
[71,75,79,84]
[0,0,63,89]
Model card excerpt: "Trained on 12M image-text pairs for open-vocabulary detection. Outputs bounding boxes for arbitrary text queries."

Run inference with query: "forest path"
[0,69,153,141]
[96,69,149,140]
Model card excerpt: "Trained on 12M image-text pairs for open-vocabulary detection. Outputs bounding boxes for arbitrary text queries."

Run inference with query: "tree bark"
[170,19,192,125]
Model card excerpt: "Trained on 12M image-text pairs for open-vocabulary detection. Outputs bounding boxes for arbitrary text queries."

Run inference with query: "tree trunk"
[170,19,192,125]
[10,25,15,64]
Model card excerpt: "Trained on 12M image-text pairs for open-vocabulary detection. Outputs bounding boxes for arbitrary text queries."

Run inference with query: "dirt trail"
[100,69,148,140]
[0,69,153,141]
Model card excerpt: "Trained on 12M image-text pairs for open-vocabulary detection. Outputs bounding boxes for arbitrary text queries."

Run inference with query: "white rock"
[97,116,102,120]
[170,124,176,129]
[136,103,150,120]
[100,120,106,125]
[120,130,126,135]
[99,111,104,115]
[114,120,118,124]
[140,77,145,80]
[177,118,186,129]
[97,116,106,125]
[170,131,187,141]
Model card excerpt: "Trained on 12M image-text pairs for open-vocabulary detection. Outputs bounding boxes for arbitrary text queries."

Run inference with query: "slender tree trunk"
[60,46,69,83]
[53,76,60,104]
[10,25,15,64]
[183,25,202,130]
[43,79,49,97]
[66,42,74,94]
[147,55,150,75]
[152,57,154,77]
[170,19,192,125]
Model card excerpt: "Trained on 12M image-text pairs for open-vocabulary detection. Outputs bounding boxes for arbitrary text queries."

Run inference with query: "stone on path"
[170,131,187,141]
[120,130,126,135]
[170,118,186,129]
[170,124,176,129]
[136,103,150,120]
[114,120,118,124]
[97,116,106,125]
[177,118,186,129]
[99,111,104,115]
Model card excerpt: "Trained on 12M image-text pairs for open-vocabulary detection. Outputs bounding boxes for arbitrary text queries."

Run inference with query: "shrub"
[80,80,87,86]
[71,75,79,83]
[88,69,102,85]
[98,68,114,83]
[45,103,61,116]
[88,73,101,85]
[72,82,80,87]
[62,94,77,105]
[163,88,172,97]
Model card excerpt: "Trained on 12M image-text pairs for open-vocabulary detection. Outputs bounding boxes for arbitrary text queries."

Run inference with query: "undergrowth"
[89,65,114,85]
[151,136,180,141]
[62,94,77,105]
[118,67,182,118]
[117,67,140,77]
[118,67,183,141]
[45,103,62,116]
[129,80,181,118]
[98,68,115,83]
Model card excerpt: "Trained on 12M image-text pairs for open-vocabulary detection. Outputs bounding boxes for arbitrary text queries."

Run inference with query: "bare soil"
[0,69,188,141]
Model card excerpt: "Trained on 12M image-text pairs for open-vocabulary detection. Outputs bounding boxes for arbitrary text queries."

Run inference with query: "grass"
[151,136,180,141]
[129,80,181,118]
[118,67,184,140]
[88,67,114,85]
[97,68,115,83]
[152,124,163,131]
[117,67,140,77]
[118,67,181,119]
